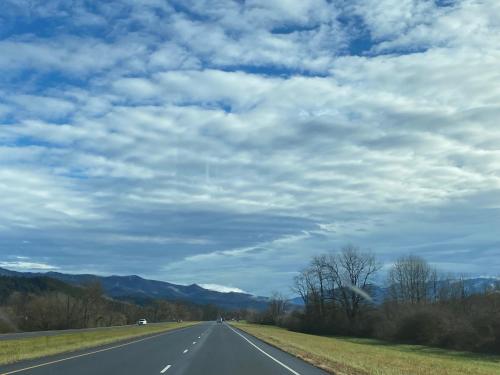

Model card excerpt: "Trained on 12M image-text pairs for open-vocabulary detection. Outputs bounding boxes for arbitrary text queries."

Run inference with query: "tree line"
[251,245,500,354]
[0,276,221,332]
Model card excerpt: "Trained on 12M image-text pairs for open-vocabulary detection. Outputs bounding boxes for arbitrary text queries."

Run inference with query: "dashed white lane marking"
[183,349,189,354]
[160,365,171,373]
[226,325,302,375]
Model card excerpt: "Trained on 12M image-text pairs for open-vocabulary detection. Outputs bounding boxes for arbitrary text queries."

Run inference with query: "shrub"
[395,309,448,346]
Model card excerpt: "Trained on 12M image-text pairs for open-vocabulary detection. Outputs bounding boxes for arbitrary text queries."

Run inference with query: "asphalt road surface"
[0,322,328,375]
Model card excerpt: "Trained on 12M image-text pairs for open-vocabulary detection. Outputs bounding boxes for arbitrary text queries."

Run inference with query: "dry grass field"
[231,322,500,375]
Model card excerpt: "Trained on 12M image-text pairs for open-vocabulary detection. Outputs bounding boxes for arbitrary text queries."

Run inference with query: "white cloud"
[1,0,499,293]
[351,0,439,41]
[149,43,201,70]
[199,284,247,294]
[4,94,76,120]
[106,234,212,246]
[351,0,500,53]
[0,261,59,271]
[0,168,102,230]
[112,78,161,100]
[0,36,148,76]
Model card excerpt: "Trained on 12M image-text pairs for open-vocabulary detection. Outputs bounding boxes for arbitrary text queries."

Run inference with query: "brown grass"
[231,322,500,375]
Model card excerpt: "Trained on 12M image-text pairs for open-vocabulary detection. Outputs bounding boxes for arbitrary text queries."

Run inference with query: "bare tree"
[293,268,320,310]
[388,255,435,304]
[81,281,104,327]
[325,245,381,321]
[292,270,310,306]
[310,255,331,317]
[268,292,288,325]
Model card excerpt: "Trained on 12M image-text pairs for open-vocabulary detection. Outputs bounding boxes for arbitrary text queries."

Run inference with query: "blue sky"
[1,0,499,295]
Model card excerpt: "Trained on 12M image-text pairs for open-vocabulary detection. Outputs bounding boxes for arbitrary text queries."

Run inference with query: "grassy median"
[231,322,500,375]
[0,321,198,365]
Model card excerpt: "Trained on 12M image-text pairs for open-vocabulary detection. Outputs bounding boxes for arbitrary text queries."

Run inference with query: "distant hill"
[0,267,269,311]
[367,278,500,304]
[461,277,500,293]
[3,267,494,309]
[0,275,82,303]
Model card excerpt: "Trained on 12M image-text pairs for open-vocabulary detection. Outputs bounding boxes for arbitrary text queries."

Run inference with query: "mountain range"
[1,267,497,310]
[0,267,269,311]
[364,277,500,304]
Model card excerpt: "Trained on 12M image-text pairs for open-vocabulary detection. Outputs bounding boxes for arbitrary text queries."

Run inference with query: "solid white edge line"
[160,364,171,373]
[0,324,199,375]
[226,325,302,375]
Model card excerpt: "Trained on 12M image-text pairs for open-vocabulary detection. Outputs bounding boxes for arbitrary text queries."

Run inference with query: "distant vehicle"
[137,319,147,325]
[217,317,223,324]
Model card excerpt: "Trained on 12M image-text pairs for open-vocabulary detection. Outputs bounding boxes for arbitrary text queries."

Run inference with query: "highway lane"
[0,322,328,375]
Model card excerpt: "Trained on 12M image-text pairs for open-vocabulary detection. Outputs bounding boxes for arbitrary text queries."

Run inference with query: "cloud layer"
[1,0,499,295]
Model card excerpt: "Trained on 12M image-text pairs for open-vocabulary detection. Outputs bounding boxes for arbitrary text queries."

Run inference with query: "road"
[0,322,328,375]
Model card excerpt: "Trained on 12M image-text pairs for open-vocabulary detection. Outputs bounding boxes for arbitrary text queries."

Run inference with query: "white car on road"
[137,319,148,325]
